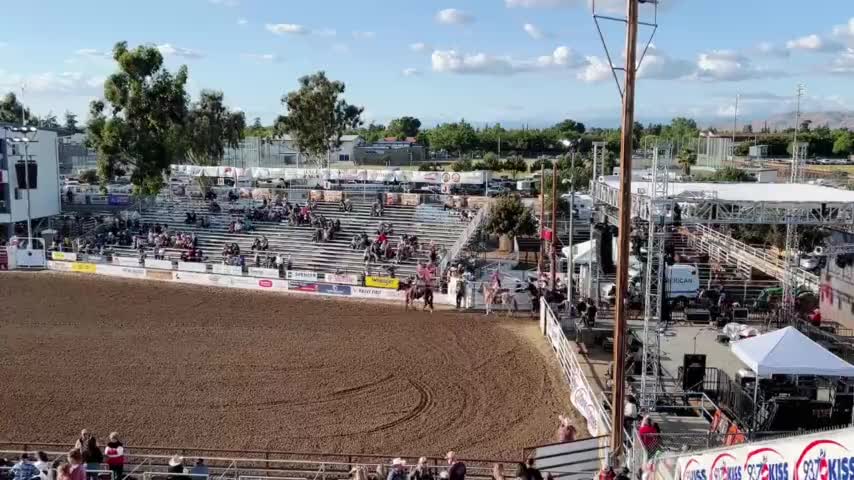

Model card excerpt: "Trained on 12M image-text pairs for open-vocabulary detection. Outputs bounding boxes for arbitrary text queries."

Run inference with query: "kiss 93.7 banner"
[649,428,854,480]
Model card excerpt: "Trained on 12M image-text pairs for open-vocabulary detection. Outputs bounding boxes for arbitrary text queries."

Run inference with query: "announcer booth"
[0,125,59,268]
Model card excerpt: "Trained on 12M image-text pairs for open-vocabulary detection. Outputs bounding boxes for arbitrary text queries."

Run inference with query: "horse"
[405,284,434,312]
[483,284,518,316]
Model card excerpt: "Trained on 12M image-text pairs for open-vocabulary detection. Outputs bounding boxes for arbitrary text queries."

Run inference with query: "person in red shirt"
[638,416,658,452]
[809,308,822,327]
[104,432,125,480]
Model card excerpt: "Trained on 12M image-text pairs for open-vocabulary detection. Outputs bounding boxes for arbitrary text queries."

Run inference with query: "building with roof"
[354,138,426,166]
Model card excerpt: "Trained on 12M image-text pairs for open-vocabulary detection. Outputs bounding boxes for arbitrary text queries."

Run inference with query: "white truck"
[602,263,700,309]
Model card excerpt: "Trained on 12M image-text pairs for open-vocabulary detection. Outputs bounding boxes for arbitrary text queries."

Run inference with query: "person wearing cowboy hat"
[167,455,188,480]
[409,457,433,480]
[388,458,408,480]
[446,452,465,480]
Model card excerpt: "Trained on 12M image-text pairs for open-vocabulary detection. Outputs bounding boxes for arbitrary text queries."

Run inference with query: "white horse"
[483,284,518,316]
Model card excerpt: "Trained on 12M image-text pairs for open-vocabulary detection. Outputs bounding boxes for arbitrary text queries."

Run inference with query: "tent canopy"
[562,241,592,264]
[731,326,854,378]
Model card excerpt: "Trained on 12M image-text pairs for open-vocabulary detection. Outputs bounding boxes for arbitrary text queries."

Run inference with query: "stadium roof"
[601,176,854,205]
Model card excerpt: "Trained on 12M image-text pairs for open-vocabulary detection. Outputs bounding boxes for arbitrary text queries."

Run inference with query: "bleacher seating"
[108,198,471,278]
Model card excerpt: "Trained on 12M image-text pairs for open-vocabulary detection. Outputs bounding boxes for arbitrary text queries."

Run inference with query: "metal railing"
[439,202,490,273]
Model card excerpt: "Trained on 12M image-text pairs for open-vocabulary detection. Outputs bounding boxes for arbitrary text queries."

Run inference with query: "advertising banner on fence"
[651,427,854,480]
[71,262,97,273]
[145,270,174,281]
[114,256,141,267]
[50,251,77,261]
[145,259,174,270]
[108,194,131,206]
[212,264,243,276]
[325,273,361,285]
[47,260,72,271]
[178,262,208,273]
[318,284,352,296]
[248,267,280,278]
[365,276,399,289]
[352,286,406,301]
[288,281,318,293]
[286,270,318,282]
[96,264,146,279]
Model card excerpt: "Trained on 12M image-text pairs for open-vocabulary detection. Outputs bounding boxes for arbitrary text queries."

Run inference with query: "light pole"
[5,126,38,247]
[561,139,578,309]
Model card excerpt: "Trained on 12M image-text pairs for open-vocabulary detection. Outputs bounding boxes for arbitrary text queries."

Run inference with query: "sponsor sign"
[89,195,109,205]
[401,193,420,206]
[318,283,351,296]
[248,267,280,278]
[145,270,174,281]
[288,281,318,293]
[309,190,324,201]
[365,276,399,289]
[50,251,77,261]
[47,260,72,271]
[84,254,106,263]
[325,273,361,285]
[145,259,174,270]
[71,262,97,274]
[286,270,318,282]
[178,261,208,273]
[352,286,406,300]
[114,256,142,267]
[172,271,210,285]
[324,190,342,202]
[212,264,243,276]
[108,194,131,206]
[95,264,146,279]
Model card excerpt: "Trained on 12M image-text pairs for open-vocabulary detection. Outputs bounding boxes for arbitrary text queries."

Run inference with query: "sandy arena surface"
[0,272,579,459]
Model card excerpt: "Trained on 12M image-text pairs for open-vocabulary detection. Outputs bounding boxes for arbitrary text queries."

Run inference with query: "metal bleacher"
[108,198,471,278]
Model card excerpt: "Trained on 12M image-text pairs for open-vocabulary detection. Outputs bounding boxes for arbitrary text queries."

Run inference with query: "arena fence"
[0,443,520,480]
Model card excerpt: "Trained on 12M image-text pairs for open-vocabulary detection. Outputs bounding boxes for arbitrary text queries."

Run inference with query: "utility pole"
[550,159,559,289]
[732,93,740,145]
[538,160,545,283]
[610,0,639,460]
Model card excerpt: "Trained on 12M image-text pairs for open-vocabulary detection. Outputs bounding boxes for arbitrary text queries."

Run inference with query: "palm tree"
[677,147,697,176]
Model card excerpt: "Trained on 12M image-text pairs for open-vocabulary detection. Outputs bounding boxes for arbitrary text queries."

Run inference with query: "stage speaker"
[685,308,710,323]
[15,161,38,189]
[682,354,707,392]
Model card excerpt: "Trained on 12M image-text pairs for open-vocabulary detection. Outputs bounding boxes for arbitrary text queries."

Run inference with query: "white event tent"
[731,326,854,378]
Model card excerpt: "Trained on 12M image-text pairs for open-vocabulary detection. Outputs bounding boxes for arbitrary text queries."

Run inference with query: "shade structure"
[731,326,854,378]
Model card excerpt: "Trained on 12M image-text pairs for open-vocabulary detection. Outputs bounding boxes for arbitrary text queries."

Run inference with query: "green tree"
[78,169,98,184]
[354,122,386,143]
[833,132,852,157]
[708,166,752,182]
[451,158,473,172]
[184,90,246,193]
[503,155,527,179]
[64,111,79,132]
[417,162,443,172]
[677,147,697,176]
[41,113,59,129]
[554,118,586,135]
[86,41,190,194]
[386,116,421,139]
[0,92,33,125]
[484,195,537,238]
[481,152,502,171]
[426,120,478,157]
[275,71,363,167]
[530,158,553,172]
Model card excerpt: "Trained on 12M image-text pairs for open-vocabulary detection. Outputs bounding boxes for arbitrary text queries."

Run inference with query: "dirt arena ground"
[0,272,579,459]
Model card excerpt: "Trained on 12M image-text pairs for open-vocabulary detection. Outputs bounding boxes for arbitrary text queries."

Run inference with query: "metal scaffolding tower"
[640,144,671,408]
[782,84,808,317]
[588,141,608,301]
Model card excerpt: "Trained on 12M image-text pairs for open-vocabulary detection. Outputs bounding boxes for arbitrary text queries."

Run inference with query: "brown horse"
[405,285,434,312]
[483,285,518,316]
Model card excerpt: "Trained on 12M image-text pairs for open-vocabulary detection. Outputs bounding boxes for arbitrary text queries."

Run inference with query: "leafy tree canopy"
[184,90,246,166]
[386,116,421,139]
[485,195,538,238]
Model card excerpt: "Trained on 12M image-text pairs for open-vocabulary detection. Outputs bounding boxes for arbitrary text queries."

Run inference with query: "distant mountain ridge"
[745,111,854,131]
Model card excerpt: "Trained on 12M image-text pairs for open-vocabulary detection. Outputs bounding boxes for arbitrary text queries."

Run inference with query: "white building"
[279,134,363,164]
[1,127,61,240]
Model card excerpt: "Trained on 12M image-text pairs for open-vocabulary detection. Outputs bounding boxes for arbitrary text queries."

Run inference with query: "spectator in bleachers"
[209,201,221,213]
[637,416,658,452]
[82,435,103,480]
[445,452,465,480]
[371,199,384,217]
[557,415,576,443]
[34,452,51,480]
[67,449,85,480]
[387,459,407,480]
[167,456,187,480]
[525,459,542,480]
[104,433,125,480]
[57,463,72,480]
[10,454,39,480]
[339,198,353,213]
[189,459,208,478]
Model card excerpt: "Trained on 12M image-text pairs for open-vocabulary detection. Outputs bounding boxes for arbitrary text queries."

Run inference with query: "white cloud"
[402,68,421,77]
[241,53,281,63]
[832,17,854,47]
[0,70,104,95]
[831,49,854,74]
[74,48,111,59]
[209,0,238,6]
[786,34,843,53]
[577,56,611,83]
[410,42,430,53]
[315,28,337,37]
[436,8,474,25]
[523,23,545,40]
[265,23,309,35]
[432,45,581,75]
[637,45,694,80]
[353,31,376,40]
[156,43,204,59]
[237,18,248,26]
[756,41,790,58]
[506,0,626,12]
[694,50,770,81]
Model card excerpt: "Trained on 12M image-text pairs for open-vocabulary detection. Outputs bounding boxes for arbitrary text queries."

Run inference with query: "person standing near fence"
[104,433,125,480]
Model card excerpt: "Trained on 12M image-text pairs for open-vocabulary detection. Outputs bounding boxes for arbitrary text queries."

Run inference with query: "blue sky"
[2,0,853,127]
